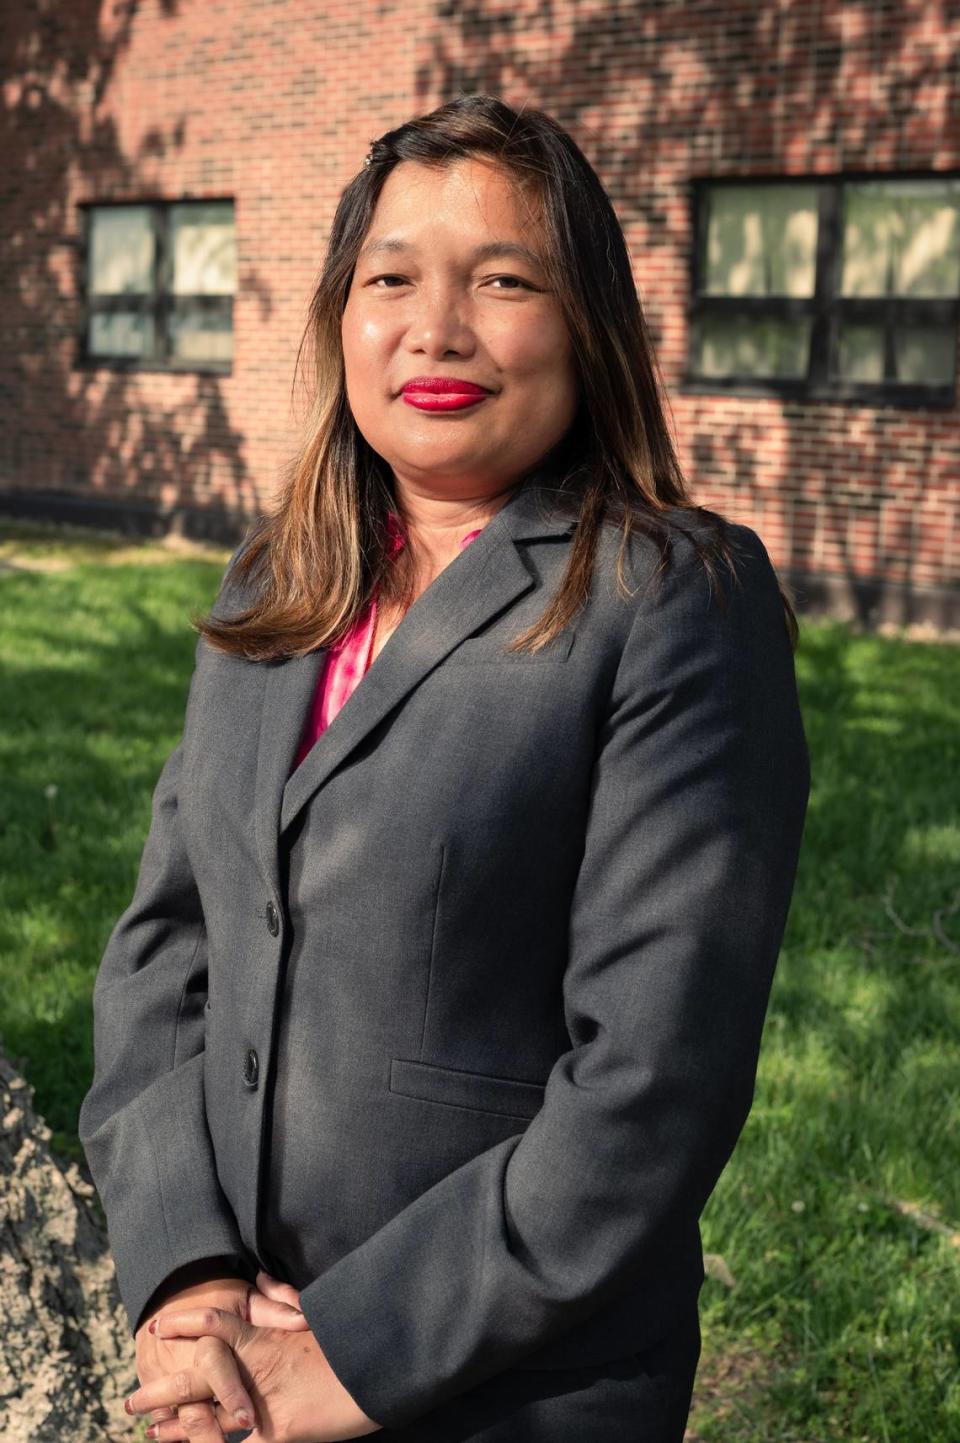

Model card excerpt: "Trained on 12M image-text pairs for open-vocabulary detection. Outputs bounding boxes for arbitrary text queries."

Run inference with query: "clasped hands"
[127,1270,383,1442]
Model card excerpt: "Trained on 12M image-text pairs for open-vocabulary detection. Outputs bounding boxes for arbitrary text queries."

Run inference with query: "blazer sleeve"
[78,550,256,1337]
[297,522,811,1429]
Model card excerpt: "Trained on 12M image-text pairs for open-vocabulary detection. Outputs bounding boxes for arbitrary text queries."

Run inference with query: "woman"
[80,94,810,1443]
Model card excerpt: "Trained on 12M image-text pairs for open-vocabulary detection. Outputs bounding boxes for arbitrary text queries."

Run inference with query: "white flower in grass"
[44,783,58,800]
[790,1199,806,1213]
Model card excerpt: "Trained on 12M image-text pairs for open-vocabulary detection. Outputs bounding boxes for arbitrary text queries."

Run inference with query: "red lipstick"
[400,376,493,412]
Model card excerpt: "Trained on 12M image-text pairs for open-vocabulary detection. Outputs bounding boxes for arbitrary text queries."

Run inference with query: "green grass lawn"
[1,521,957,1441]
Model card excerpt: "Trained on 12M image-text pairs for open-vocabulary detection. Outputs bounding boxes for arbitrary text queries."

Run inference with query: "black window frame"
[681,169,960,410]
[76,197,235,376]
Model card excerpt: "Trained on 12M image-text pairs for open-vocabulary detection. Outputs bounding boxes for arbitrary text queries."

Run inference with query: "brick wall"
[2,0,958,623]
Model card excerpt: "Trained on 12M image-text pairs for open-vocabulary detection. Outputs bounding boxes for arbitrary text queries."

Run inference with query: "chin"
[392,443,500,471]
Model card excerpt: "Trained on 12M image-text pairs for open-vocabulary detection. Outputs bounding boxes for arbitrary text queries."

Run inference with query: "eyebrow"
[357,238,546,271]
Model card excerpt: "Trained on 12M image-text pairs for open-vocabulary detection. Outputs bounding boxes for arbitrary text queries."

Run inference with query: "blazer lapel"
[253,646,328,895]
[253,478,577,882]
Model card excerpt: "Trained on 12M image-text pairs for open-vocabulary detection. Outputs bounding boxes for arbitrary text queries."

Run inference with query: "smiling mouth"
[400,391,492,411]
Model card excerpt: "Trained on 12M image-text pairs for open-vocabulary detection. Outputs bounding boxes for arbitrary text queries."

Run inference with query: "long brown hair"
[197,93,799,659]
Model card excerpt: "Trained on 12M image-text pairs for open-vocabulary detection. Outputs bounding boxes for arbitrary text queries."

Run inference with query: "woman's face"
[341,157,581,501]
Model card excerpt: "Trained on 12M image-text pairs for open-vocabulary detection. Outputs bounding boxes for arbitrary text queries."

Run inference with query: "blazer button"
[265,900,280,937]
[242,1048,259,1089]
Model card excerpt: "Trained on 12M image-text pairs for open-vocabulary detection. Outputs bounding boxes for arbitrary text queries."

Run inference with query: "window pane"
[835,319,956,384]
[835,322,885,381]
[841,178,960,298]
[88,309,154,357]
[695,313,811,378]
[170,299,233,361]
[171,202,236,295]
[703,184,819,297]
[89,206,153,294]
[894,325,956,384]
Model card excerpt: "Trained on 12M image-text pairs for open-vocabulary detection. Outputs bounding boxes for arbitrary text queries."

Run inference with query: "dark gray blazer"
[79,478,810,1431]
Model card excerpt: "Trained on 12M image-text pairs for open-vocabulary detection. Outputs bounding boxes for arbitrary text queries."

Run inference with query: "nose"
[404,283,475,358]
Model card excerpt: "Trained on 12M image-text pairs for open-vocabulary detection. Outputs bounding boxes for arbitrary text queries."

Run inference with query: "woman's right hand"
[135,1272,309,1439]
[247,1271,310,1331]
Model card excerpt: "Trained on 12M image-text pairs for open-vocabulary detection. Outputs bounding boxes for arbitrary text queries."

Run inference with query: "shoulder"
[207,528,266,624]
[589,505,793,688]
[590,502,780,617]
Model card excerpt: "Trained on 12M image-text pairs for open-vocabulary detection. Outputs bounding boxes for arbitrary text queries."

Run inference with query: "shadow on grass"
[780,619,958,1063]
[0,558,228,1157]
[690,618,960,1440]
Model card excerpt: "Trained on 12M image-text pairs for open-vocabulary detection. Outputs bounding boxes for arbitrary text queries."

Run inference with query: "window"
[686,175,960,406]
[78,200,236,372]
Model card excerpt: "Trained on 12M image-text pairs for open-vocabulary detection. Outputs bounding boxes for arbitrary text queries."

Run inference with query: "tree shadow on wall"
[2,0,272,539]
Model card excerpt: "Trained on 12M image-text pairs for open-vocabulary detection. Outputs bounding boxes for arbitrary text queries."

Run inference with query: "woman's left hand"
[124,1305,383,1442]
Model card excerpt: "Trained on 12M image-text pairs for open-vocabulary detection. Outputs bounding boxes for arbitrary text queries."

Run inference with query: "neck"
[390,478,521,565]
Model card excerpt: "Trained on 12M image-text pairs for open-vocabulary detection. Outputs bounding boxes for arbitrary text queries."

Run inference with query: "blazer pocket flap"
[390,1057,546,1120]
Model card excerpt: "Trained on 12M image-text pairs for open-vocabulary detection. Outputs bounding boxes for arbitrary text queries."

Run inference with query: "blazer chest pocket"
[443,630,576,666]
[390,1057,546,1121]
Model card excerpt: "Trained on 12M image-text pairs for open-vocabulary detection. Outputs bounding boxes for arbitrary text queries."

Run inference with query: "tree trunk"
[0,1050,137,1442]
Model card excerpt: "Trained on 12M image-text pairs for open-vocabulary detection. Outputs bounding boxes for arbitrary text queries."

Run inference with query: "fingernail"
[236,1408,254,1427]
[145,1427,158,1439]
[123,1397,135,1415]
[148,1317,158,1333]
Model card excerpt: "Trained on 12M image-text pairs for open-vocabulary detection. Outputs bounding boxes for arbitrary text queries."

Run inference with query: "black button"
[242,1048,259,1089]
[265,900,280,936]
